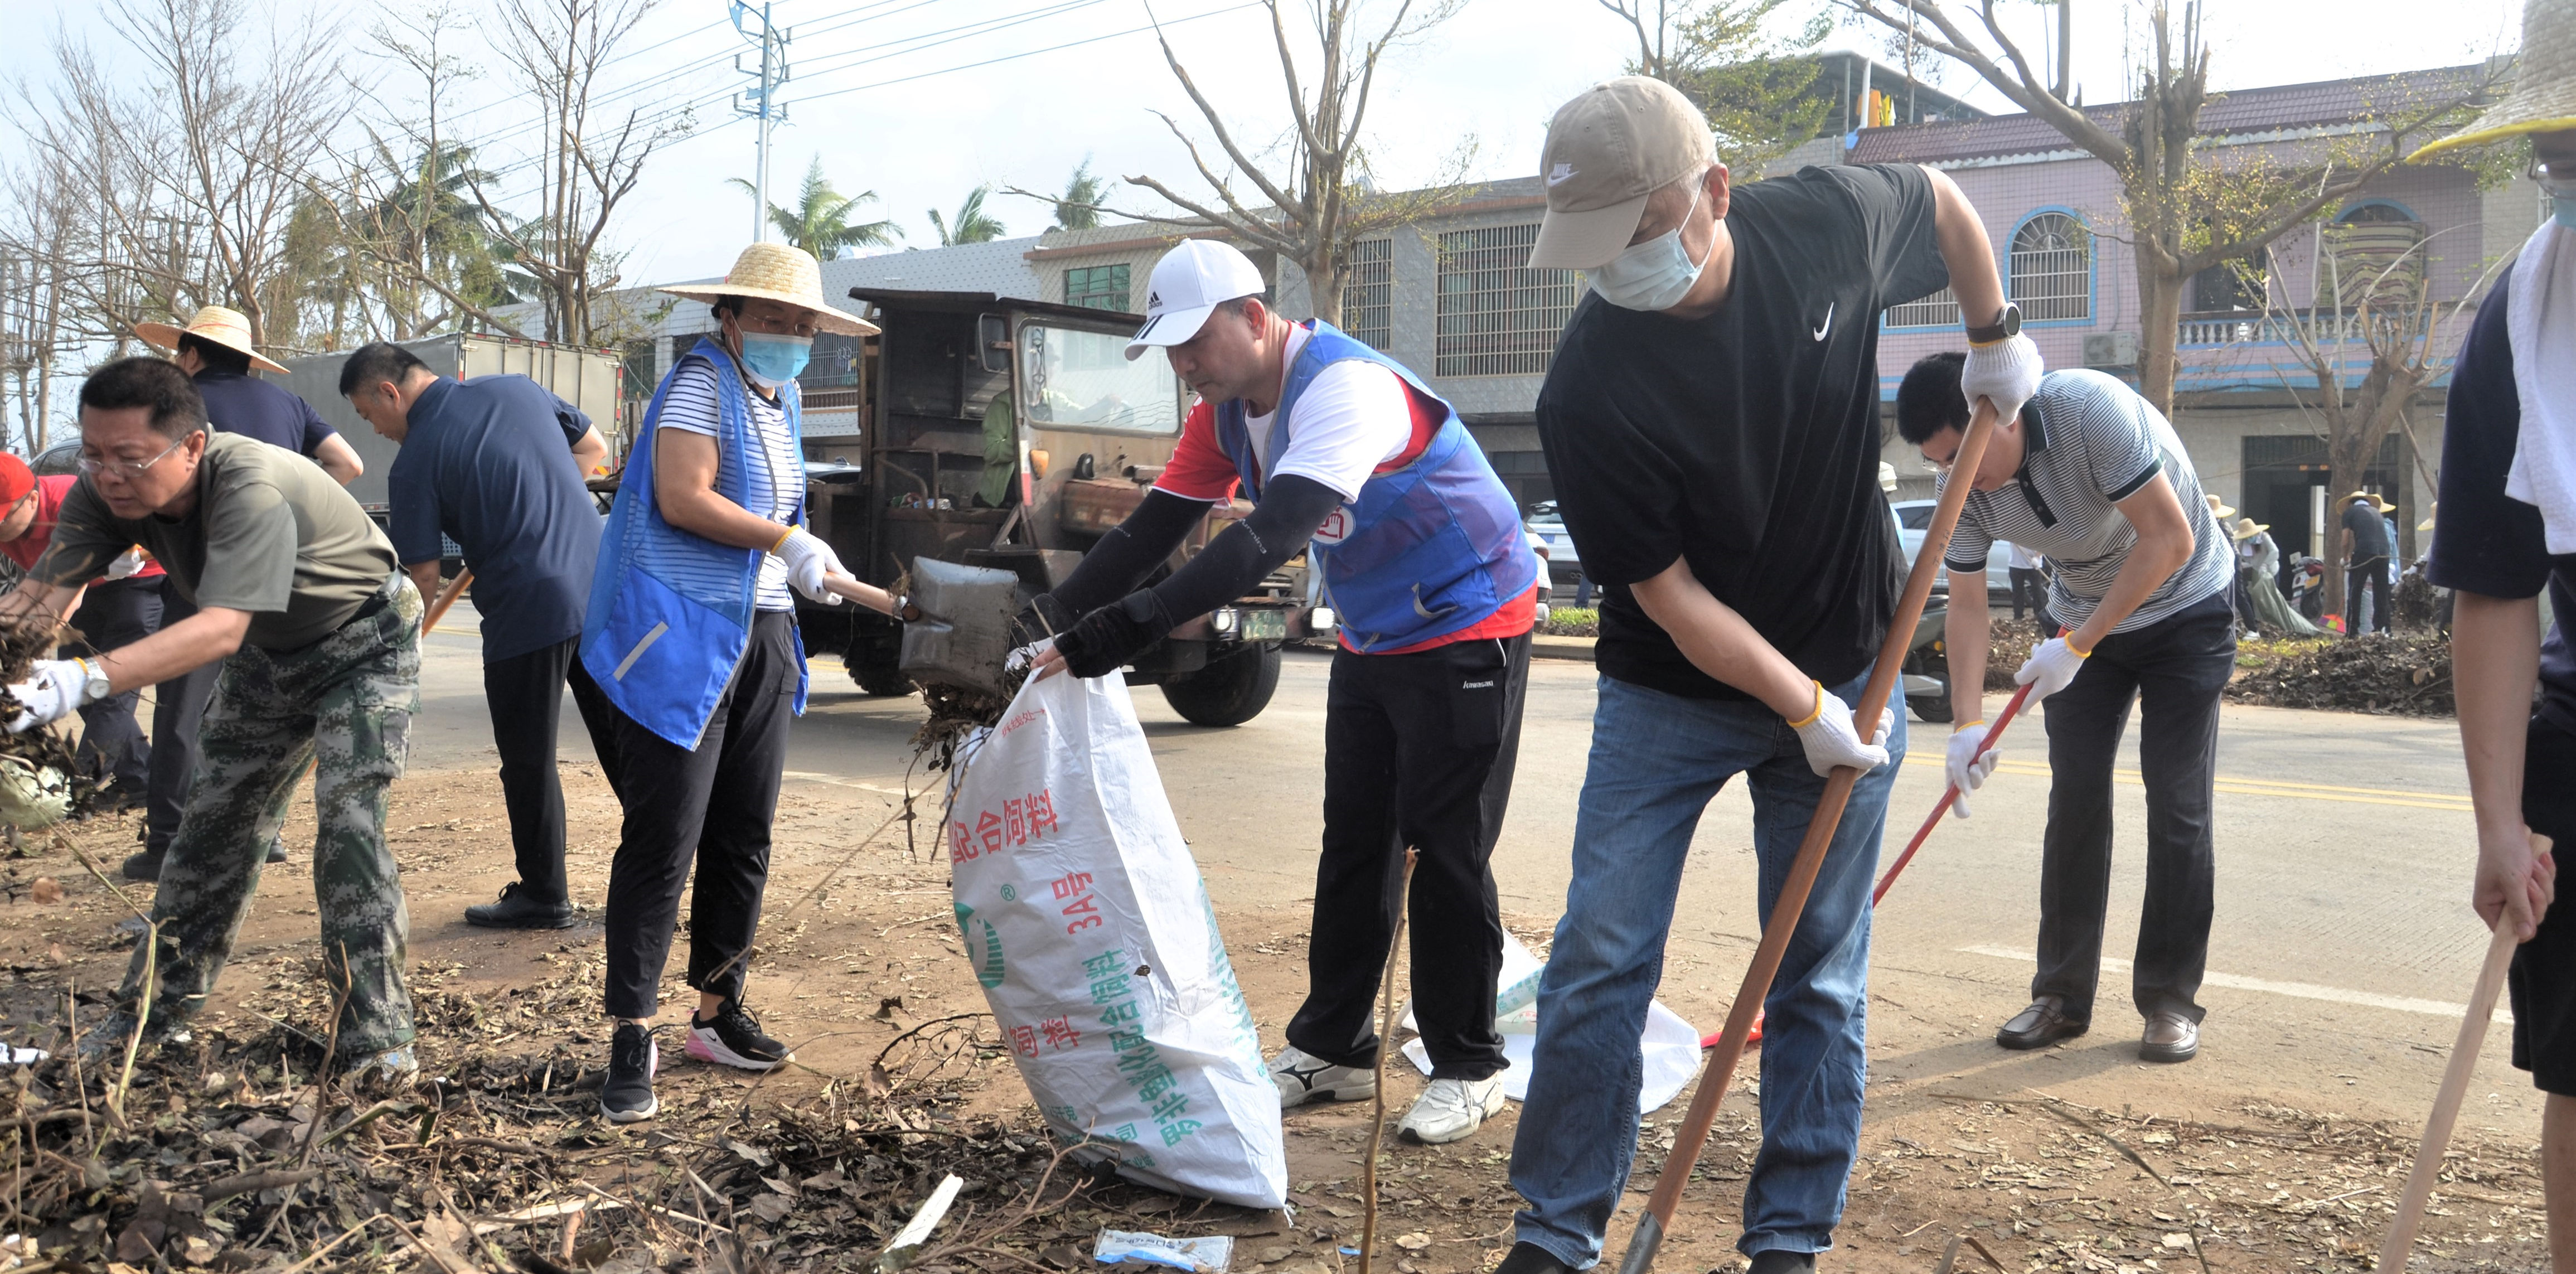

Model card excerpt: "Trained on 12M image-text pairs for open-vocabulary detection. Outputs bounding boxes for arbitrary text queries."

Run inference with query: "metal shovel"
[896,558,1023,698]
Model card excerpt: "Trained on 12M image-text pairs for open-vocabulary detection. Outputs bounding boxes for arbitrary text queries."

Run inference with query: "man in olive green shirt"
[2,357,424,1091]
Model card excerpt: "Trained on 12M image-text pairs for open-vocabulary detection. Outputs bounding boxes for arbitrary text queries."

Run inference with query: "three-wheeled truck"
[793,289,1322,726]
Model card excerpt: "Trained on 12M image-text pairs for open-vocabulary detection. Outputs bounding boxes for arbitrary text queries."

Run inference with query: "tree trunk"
[2322,450,2355,626]
[1305,248,1347,330]
[2133,239,2185,418]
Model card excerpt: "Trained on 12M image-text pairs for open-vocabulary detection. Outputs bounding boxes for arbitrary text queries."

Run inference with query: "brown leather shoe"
[2141,1011,2199,1063]
[1996,996,2088,1050]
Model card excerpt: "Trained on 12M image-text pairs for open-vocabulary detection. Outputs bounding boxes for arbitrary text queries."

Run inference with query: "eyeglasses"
[2532,161,2576,200]
[78,433,193,478]
[735,310,819,338]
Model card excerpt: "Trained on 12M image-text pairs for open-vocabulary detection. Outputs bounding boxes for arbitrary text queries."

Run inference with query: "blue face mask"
[2556,195,2576,231]
[737,333,813,389]
[1586,177,1712,312]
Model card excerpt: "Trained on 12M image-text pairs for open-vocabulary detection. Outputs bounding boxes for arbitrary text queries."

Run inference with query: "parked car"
[1524,529,1553,624]
[1525,500,1583,595]
[31,441,79,477]
[1892,498,2012,601]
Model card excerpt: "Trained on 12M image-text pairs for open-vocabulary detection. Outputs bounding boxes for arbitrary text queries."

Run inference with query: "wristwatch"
[74,658,109,705]
[1966,302,2022,345]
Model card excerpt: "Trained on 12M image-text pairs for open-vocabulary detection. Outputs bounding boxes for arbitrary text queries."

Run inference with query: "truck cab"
[798,289,1320,726]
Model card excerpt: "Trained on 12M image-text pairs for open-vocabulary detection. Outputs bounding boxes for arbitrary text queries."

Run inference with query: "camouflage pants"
[119,576,424,1056]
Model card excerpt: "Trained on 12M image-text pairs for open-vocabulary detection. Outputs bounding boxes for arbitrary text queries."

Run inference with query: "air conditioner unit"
[2083,331,2139,369]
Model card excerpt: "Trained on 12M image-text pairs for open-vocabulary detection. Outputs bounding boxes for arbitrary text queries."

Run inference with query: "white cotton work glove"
[104,548,148,581]
[5,658,102,734]
[2015,636,2091,702]
[771,526,846,605]
[1944,721,2004,818]
[1787,680,1893,778]
[1959,332,2044,426]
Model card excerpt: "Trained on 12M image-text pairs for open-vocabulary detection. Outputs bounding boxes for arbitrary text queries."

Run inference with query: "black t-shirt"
[2428,276,2576,736]
[2342,500,2390,560]
[1535,163,1945,700]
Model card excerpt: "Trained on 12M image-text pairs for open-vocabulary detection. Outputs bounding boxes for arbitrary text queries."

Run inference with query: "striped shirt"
[656,359,798,611]
[1941,369,2233,634]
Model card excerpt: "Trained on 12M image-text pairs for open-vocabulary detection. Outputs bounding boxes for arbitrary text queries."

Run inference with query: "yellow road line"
[1904,754,2473,811]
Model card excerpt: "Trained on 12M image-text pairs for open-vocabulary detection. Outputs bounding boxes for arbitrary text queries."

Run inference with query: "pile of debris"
[3,957,1162,1274]
[2228,632,2454,716]
[0,611,101,827]
[1984,621,2044,692]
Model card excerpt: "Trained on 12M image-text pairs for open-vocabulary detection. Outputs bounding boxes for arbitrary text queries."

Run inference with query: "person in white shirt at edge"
[1023,238,1541,1147]
[1897,352,2238,1067]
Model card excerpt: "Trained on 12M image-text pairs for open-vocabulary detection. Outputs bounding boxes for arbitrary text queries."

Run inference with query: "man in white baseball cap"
[1030,235,1541,1147]
[1500,76,2036,1274]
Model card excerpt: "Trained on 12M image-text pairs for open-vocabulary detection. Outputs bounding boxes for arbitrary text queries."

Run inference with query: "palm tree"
[927,185,1006,246]
[1055,158,1104,231]
[729,156,901,260]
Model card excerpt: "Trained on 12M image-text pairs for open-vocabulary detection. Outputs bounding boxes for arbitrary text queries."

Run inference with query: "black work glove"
[1014,593,1077,647]
[1054,591,1175,679]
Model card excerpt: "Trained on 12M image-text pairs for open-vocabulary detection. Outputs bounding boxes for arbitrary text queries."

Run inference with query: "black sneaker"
[1494,1243,1574,1274]
[464,884,577,930]
[686,999,793,1071]
[601,1023,658,1123]
[1747,1251,1817,1274]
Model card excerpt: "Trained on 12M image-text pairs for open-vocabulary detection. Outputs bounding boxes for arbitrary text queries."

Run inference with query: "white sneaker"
[1270,1045,1376,1108]
[1398,1075,1505,1144]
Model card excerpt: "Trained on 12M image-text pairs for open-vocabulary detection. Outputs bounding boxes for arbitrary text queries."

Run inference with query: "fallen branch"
[1360,848,1418,1274]
[202,1168,326,1203]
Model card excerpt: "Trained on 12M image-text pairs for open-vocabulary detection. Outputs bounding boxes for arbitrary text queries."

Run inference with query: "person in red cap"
[0,451,167,806]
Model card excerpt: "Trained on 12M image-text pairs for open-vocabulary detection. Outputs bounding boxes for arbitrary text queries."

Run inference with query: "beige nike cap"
[1531,76,1716,270]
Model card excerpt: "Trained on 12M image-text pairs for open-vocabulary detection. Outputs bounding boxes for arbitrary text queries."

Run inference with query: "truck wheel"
[1159,644,1281,727]
[1906,690,1953,724]
[845,646,916,697]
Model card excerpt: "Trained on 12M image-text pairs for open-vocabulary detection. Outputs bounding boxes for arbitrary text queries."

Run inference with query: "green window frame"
[1065,264,1131,312]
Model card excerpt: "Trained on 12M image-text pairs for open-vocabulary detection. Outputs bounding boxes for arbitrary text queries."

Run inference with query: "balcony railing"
[2176,307,2437,348]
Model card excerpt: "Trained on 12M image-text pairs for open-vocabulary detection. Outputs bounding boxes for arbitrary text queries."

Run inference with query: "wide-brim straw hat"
[658,242,878,336]
[2413,0,2576,159]
[2232,516,2269,541]
[2419,501,2439,531]
[2345,490,2397,513]
[134,305,289,374]
[2206,493,2236,520]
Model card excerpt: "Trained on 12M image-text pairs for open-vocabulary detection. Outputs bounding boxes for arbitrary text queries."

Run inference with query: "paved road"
[415,609,2529,1135]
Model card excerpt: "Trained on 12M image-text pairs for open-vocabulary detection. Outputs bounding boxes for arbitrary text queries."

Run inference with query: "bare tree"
[469,0,685,347]
[4,0,345,353]
[1038,0,1471,327]
[0,156,85,452]
[2253,228,2504,618]
[1595,0,1834,171]
[1834,0,2504,414]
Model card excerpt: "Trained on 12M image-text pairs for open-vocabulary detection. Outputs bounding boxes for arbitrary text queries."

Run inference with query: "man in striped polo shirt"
[1896,352,2237,1064]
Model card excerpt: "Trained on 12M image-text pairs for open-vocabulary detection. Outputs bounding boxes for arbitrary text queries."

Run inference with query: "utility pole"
[732,1,791,243]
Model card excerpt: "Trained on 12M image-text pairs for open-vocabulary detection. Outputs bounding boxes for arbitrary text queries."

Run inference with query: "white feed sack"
[945,671,1287,1209]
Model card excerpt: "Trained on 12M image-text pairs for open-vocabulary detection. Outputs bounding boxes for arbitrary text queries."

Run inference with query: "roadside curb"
[1532,635,1596,662]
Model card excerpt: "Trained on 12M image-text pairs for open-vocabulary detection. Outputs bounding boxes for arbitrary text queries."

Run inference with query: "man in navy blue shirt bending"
[342,342,621,929]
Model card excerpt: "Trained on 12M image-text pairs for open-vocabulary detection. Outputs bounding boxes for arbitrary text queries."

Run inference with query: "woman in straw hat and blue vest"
[581,242,879,1122]
[2414,0,2576,1262]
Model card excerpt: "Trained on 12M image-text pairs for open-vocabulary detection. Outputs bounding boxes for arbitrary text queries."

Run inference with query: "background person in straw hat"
[127,305,363,881]
[137,306,365,486]
[2340,490,2396,634]
[579,241,878,1123]
[2413,2,2576,1258]
[2231,515,2318,639]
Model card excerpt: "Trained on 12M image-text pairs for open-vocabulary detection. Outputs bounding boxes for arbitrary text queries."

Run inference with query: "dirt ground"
[0,762,2553,1272]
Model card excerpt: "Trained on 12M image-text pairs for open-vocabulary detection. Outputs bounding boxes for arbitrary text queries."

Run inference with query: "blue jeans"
[1510,671,1904,1265]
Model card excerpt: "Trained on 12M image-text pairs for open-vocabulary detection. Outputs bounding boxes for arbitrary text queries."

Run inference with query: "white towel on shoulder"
[2506,221,2576,553]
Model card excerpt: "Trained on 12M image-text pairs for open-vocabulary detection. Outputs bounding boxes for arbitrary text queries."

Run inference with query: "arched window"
[2323,201,2424,308]
[2008,211,2092,323]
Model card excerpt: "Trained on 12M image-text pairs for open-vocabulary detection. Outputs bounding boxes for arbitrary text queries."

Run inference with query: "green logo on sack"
[956,903,1006,988]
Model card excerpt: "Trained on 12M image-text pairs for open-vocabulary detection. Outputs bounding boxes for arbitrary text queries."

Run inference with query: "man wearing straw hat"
[126,305,364,881]
[2412,3,2576,1257]
[6,357,424,1091]
[2340,490,2396,635]
[582,241,878,1122]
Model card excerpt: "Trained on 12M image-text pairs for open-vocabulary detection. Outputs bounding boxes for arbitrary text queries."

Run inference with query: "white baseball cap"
[1125,239,1267,361]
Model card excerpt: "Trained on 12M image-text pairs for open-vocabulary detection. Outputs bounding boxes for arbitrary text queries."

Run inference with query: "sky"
[0,0,2532,289]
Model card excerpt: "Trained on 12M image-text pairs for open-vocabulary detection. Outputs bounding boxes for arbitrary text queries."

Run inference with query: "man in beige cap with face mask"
[1500,76,2030,1274]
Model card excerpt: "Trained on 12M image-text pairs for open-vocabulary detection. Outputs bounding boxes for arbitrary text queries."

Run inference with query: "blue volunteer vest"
[580,338,810,749]
[1215,322,1537,652]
